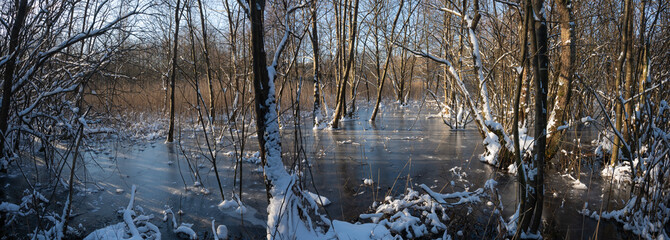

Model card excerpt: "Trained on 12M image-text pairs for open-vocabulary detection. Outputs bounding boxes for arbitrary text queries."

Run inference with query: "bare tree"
[310,0,324,128]
[196,0,216,122]
[610,0,634,165]
[167,0,184,143]
[512,0,530,235]
[546,0,575,160]
[529,0,549,233]
[369,0,404,122]
[244,0,332,238]
[330,0,360,128]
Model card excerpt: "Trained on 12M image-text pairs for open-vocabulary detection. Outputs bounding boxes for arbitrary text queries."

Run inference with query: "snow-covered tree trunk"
[246,1,330,238]
[463,0,514,168]
[465,1,492,122]
[546,0,575,161]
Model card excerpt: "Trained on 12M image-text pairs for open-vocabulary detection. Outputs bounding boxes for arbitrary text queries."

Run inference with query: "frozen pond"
[2,103,632,239]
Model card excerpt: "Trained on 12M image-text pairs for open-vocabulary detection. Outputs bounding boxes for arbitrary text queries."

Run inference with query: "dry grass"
[84,75,436,120]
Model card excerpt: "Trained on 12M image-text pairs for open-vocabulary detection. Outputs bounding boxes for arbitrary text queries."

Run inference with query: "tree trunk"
[330,0,360,128]
[167,0,182,143]
[546,0,575,161]
[442,3,452,114]
[610,0,633,165]
[467,0,493,122]
[466,0,514,168]
[247,1,332,237]
[196,0,216,123]
[0,0,29,154]
[519,0,537,231]
[513,0,531,235]
[635,0,648,139]
[622,0,635,148]
[311,1,322,128]
[370,0,404,122]
[529,0,549,233]
[249,0,274,201]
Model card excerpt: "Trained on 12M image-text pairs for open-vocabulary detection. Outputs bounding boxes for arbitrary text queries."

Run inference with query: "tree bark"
[622,0,635,148]
[167,0,182,143]
[546,0,575,161]
[635,0,648,139]
[248,0,273,200]
[0,0,29,154]
[529,0,549,233]
[196,0,216,122]
[311,1,322,128]
[370,0,404,122]
[519,0,537,231]
[513,0,530,235]
[330,0,360,128]
[610,0,633,165]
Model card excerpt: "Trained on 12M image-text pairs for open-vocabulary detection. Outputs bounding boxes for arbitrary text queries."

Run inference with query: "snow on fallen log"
[123,185,141,238]
[305,191,331,206]
[163,207,197,239]
[84,185,161,240]
[419,184,484,206]
[174,223,197,239]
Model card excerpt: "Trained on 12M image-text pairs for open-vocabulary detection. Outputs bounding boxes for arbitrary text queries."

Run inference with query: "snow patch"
[305,191,331,206]
[363,178,374,186]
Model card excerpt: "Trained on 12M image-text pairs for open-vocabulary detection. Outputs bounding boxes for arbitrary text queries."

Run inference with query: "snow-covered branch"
[269,1,308,73]
[395,43,488,134]
[583,81,633,164]
[437,7,462,17]
[123,185,141,239]
[12,11,139,93]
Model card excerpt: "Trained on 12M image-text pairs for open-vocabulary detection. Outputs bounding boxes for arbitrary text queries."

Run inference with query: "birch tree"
[310,0,324,128]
